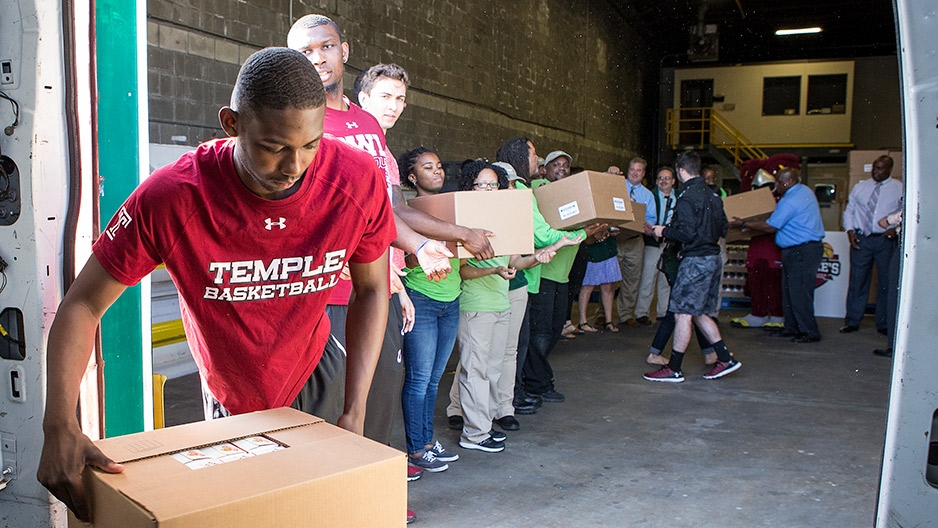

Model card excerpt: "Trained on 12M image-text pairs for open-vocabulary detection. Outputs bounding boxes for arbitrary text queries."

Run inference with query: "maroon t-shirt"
[94,137,395,413]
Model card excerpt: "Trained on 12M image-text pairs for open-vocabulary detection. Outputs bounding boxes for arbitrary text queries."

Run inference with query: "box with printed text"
[533,171,634,230]
[69,407,406,528]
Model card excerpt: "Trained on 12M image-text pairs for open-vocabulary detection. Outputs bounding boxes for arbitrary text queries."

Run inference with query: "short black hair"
[458,160,508,191]
[355,63,410,97]
[289,14,345,42]
[231,47,325,116]
[674,150,701,177]
[398,147,432,190]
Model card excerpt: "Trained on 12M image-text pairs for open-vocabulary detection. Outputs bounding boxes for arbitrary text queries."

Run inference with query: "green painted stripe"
[96,0,145,436]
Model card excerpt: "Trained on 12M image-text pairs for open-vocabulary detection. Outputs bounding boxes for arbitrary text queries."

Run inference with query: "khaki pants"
[455,310,511,443]
[635,244,671,319]
[615,236,644,322]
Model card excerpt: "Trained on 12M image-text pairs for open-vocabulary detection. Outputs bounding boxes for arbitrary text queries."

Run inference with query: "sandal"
[578,323,599,333]
[563,322,584,335]
[604,322,619,333]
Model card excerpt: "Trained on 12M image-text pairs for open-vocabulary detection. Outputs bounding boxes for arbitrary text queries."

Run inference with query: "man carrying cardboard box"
[729,167,826,343]
[38,48,402,522]
[645,151,740,383]
[840,155,903,335]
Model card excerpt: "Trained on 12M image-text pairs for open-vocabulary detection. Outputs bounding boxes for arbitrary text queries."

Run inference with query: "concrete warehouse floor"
[163,310,892,527]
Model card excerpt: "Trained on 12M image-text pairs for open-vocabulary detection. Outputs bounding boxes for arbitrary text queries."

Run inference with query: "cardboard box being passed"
[618,202,646,238]
[533,171,634,230]
[408,189,534,257]
[723,186,777,242]
[69,407,405,528]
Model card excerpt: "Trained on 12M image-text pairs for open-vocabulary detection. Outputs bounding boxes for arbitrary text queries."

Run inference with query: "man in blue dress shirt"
[616,157,657,326]
[732,167,826,343]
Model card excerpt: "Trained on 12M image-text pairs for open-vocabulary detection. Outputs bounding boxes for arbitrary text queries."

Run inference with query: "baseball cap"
[492,162,522,182]
[544,150,572,165]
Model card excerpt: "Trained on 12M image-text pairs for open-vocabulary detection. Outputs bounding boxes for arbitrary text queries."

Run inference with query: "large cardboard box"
[618,202,646,238]
[533,171,634,230]
[408,189,534,258]
[70,408,406,528]
[723,186,777,242]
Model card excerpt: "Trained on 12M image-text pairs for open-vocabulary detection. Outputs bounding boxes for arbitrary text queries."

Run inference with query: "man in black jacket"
[644,151,741,383]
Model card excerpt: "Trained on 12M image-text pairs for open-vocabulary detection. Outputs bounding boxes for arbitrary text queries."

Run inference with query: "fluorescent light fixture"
[775,27,823,36]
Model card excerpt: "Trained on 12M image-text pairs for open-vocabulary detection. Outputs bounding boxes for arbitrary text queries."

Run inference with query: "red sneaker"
[407,509,417,524]
[407,465,423,481]
[702,359,742,380]
[642,366,685,383]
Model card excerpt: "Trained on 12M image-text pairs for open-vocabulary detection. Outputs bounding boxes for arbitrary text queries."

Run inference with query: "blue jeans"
[401,289,459,454]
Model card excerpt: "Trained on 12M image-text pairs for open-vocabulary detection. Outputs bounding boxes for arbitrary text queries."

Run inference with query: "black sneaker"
[488,429,507,442]
[494,416,521,431]
[447,415,463,430]
[513,401,537,415]
[459,436,505,453]
[539,389,565,403]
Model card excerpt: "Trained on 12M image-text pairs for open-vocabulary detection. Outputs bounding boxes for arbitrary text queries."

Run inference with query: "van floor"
[163,310,892,527]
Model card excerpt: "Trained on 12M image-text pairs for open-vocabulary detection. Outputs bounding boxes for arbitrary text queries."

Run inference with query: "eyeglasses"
[473,181,499,189]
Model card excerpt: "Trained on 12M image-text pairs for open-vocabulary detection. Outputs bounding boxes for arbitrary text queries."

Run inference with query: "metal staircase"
[665,107,768,178]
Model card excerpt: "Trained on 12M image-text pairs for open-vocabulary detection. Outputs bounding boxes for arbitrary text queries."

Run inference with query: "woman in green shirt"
[398,147,463,472]
[452,161,576,453]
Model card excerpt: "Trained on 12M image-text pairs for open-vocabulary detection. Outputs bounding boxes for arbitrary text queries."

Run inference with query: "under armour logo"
[265,217,286,230]
[346,122,359,129]
[105,206,132,240]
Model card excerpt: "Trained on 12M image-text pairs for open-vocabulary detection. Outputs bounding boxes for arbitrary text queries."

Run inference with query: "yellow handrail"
[152,319,187,348]
[666,107,768,165]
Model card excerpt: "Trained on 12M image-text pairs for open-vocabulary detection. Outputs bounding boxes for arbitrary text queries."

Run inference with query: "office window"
[807,73,848,114]
[762,76,801,116]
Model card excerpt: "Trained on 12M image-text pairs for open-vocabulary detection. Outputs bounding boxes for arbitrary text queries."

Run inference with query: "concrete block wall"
[146,0,654,171]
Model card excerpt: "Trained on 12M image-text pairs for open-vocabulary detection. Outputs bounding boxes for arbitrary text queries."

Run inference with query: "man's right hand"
[461,228,495,260]
[38,425,124,522]
[847,230,861,250]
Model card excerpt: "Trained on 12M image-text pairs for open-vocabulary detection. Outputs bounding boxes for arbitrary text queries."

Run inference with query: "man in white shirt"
[840,155,903,334]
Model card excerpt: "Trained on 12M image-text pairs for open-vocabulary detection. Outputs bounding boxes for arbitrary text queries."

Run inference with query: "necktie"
[664,196,673,225]
[865,182,881,233]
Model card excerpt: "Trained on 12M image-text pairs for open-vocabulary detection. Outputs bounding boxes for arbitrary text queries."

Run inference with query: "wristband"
[415,239,430,255]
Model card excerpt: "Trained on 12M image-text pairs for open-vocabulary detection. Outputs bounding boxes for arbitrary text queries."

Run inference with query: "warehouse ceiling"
[611,0,898,65]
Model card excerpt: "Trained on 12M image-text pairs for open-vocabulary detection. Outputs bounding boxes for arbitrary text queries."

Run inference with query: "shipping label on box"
[70,408,406,528]
[408,189,534,258]
[723,186,777,242]
[533,171,634,230]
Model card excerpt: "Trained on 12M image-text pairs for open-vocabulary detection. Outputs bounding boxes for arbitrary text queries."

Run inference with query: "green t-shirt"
[519,179,586,294]
[540,244,580,284]
[402,258,462,302]
[459,256,511,312]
